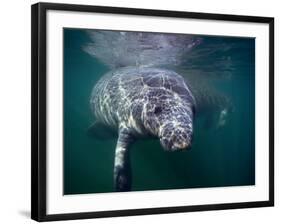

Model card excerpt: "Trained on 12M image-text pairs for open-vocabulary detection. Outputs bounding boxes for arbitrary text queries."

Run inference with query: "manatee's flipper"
[217,108,228,127]
[114,128,135,192]
[87,121,117,139]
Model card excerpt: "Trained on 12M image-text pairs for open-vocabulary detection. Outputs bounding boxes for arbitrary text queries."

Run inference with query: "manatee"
[89,66,195,191]
[85,31,232,192]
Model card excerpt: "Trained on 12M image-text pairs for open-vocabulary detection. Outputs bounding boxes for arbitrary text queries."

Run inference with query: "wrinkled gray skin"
[90,66,195,191]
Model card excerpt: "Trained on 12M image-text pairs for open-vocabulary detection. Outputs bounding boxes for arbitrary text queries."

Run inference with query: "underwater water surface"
[63,29,255,195]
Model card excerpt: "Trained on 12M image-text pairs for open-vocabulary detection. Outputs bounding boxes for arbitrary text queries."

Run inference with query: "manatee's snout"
[159,124,193,151]
[160,135,192,151]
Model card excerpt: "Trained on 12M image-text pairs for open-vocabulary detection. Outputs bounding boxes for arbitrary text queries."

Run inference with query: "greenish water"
[63,29,255,195]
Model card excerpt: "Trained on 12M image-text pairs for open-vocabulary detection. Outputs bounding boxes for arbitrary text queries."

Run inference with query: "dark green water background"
[63,29,255,195]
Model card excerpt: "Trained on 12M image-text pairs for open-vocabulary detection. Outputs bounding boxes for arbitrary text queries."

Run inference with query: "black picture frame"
[31,2,274,222]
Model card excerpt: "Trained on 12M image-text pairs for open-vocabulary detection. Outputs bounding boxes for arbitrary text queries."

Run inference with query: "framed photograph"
[31,2,274,222]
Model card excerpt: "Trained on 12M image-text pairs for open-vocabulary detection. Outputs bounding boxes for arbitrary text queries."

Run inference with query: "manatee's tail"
[83,30,201,69]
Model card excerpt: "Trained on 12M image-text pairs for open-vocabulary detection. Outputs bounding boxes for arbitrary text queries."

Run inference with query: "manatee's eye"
[154,106,162,115]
